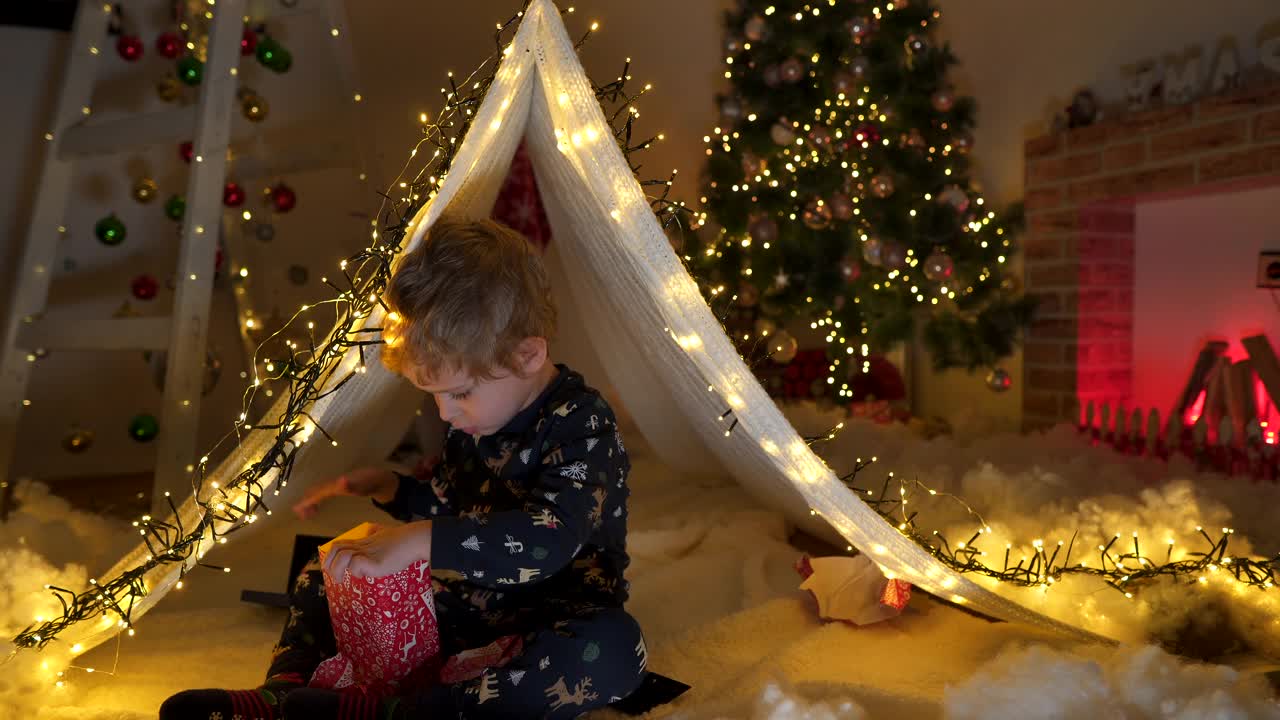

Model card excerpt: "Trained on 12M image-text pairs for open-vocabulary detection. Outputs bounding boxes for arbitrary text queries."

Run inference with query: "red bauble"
[240,27,258,55]
[116,35,144,61]
[222,181,246,207]
[854,123,882,145]
[156,32,183,60]
[269,183,297,213]
[131,274,159,301]
[179,140,193,163]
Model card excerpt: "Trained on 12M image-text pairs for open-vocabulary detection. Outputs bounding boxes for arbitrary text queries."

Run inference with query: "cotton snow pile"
[684,645,1279,720]
[785,403,1280,659]
[945,643,1280,720]
[0,480,133,715]
[695,681,868,720]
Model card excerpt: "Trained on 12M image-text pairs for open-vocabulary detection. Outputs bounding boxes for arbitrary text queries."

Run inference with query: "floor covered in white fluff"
[4,405,1280,719]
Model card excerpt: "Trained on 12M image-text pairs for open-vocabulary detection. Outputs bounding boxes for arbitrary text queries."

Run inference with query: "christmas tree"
[688,0,1034,400]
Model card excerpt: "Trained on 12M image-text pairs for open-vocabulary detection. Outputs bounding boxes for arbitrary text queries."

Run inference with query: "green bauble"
[95,214,127,245]
[255,36,287,70]
[164,194,186,221]
[128,413,160,442]
[176,55,203,86]
[268,47,292,73]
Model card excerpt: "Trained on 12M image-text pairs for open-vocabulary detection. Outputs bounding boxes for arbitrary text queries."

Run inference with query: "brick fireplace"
[1021,81,1280,429]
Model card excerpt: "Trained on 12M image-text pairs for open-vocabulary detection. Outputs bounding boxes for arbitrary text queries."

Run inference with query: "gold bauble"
[133,177,159,204]
[157,76,183,103]
[769,330,799,365]
[241,95,268,122]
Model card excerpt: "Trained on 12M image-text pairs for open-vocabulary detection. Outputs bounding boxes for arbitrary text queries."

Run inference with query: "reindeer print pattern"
[355,367,643,714]
[484,439,518,476]
[434,605,645,717]
[545,675,598,710]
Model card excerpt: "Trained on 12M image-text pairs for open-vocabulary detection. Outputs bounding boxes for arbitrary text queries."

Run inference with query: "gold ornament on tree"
[769,330,799,364]
[132,177,159,204]
[870,173,895,198]
[770,119,796,145]
[862,237,884,266]
[802,198,833,230]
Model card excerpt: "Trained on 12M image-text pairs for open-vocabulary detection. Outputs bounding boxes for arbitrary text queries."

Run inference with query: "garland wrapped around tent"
[8,0,1280,668]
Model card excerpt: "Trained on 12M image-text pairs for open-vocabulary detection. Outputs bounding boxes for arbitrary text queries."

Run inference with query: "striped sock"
[159,684,298,720]
[280,687,395,719]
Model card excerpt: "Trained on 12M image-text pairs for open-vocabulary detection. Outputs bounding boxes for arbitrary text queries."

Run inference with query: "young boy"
[160,216,646,719]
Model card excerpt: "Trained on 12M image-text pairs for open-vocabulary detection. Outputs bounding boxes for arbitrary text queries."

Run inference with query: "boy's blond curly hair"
[380,215,557,382]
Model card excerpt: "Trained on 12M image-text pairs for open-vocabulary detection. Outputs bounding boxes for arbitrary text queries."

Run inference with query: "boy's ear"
[513,336,549,375]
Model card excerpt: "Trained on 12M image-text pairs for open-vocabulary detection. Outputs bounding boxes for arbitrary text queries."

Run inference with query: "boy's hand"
[322,520,433,580]
[292,467,397,520]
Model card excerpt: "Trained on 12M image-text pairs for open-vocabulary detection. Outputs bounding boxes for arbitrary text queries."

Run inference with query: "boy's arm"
[429,401,621,588]
[372,436,460,521]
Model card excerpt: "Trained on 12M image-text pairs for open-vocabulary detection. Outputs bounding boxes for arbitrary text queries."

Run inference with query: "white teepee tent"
[28,0,1114,662]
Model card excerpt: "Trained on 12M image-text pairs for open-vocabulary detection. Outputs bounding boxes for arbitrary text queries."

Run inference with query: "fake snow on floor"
[3,408,1279,718]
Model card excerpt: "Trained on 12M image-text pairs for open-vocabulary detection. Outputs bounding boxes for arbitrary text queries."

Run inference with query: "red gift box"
[309,523,442,696]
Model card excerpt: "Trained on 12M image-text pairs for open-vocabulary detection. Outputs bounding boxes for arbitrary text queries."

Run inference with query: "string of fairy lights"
[11,0,1279,686]
[826,457,1278,597]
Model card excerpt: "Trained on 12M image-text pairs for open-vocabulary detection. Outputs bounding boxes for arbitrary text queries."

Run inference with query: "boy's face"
[405,340,554,437]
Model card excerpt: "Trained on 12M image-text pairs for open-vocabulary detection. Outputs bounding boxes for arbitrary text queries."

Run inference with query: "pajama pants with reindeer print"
[266,551,648,719]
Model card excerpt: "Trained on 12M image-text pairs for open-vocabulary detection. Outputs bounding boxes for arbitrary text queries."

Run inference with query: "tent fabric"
[46,0,1112,662]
